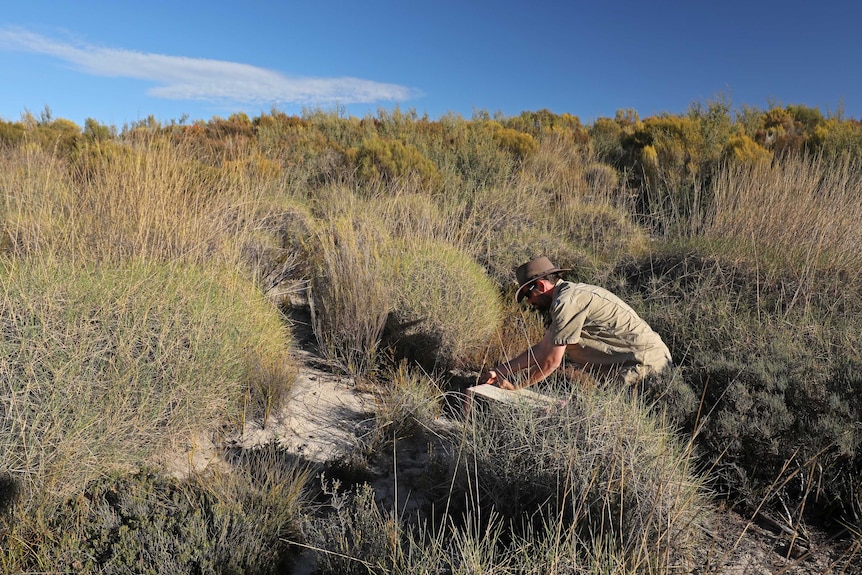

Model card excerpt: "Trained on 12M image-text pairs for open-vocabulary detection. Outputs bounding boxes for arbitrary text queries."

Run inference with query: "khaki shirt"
[548,281,671,372]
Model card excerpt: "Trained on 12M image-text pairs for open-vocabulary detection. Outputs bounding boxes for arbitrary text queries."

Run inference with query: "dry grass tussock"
[663,153,862,284]
[1,135,277,267]
[709,154,861,250]
[305,380,707,574]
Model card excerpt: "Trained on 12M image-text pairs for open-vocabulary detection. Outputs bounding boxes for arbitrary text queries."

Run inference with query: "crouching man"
[479,256,672,390]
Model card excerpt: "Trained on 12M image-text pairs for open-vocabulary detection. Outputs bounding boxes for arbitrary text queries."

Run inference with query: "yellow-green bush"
[365,191,452,241]
[0,119,26,146]
[518,136,590,201]
[491,125,539,160]
[723,133,773,164]
[350,136,441,190]
[641,115,704,189]
[384,239,503,371]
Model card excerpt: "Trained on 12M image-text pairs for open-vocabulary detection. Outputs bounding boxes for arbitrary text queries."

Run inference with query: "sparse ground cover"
[1,104,861,573]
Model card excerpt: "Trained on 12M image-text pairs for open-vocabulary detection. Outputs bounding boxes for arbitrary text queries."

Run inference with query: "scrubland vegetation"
[1,99,862,572]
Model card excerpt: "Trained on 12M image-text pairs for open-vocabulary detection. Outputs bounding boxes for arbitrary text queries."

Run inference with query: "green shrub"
[383,239,503,371]
[350,136,441,190]
[304,480,514,575]
[3,443,308,574]
[0,119,26,146]
[722,133,773,164]
[304,481,400,575]
[612,250,862,524]
[437,115,517,193]
[554,200,649,261]
[491,125,538,160]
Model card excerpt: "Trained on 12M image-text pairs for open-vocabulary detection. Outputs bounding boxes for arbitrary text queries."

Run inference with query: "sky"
[1,0,860,129]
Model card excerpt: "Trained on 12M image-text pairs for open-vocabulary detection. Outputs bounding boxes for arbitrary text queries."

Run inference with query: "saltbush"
[3,444,308,574]
[612,250,862,523]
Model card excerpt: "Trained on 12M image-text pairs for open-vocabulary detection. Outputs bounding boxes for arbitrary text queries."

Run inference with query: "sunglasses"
[525,282,541,297]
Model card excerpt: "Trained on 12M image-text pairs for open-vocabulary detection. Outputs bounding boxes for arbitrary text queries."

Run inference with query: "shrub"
[383,239,503,371]
[612,250,862,525]
[491,125,538,160]
[0,119,26,146]
[366,191,452,241]
[2,443,309,574]
[518,135,592,202]
[436,114,517,193]
[350,136,441,190]
[722,133,773,164]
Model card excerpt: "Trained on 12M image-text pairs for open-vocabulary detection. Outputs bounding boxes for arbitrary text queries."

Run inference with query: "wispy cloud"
[0,27,420,106]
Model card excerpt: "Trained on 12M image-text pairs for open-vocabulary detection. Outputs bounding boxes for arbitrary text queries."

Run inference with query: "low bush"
[350,136,441,191]
[613,250,862,524]
[2,443,309,574]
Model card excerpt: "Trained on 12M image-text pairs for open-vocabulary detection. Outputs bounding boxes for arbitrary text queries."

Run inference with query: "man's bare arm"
[481,330,566,389]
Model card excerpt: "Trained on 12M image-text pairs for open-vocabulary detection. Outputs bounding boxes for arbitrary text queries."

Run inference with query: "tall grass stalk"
[664,153,862,288]
[3,134,279,269]
[0,144,75,255]
[308,212,391,376]
[708,154,862,261]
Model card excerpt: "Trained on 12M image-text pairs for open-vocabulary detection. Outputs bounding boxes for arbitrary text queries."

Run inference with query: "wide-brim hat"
[514,256,571,302]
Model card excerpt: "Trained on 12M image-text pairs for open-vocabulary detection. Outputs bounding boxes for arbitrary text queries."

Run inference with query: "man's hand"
[478,369,516,390]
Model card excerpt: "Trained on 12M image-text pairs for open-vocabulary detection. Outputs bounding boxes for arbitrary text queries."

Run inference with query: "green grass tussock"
[384,238,503,371]
[0,257,294,501]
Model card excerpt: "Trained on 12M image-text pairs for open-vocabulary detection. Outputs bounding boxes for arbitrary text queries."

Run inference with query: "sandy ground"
[161,348,373,477]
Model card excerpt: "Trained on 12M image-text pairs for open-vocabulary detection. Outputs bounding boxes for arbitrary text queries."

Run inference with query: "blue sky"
[1,0,860,128]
